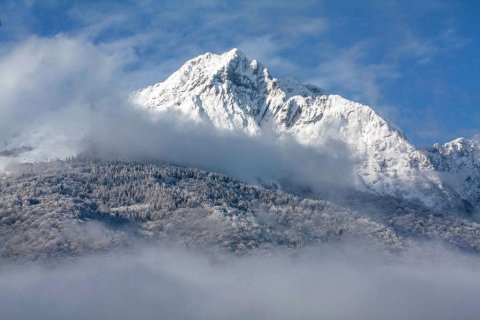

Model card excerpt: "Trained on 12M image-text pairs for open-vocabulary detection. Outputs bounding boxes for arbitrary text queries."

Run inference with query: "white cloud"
[0,35,120,142]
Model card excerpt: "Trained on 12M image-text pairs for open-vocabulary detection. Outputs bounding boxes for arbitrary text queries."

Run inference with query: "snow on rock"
[426,137,480,210]
[134,49,462,209]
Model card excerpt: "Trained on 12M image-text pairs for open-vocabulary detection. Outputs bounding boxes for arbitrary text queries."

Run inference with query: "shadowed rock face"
[1,158,480,262]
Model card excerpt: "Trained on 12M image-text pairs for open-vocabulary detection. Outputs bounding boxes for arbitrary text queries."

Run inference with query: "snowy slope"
[134,49,458,209]
[426,137,480,211]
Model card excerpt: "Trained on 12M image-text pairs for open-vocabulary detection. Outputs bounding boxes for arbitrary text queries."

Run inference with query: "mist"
[88,108,357,191]
[1,242,480,320]
[0,35,358,193]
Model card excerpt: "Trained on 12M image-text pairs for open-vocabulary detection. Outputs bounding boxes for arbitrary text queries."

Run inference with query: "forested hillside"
[1,158,479,261]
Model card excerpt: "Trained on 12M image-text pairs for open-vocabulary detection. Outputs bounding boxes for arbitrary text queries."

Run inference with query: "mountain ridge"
[134,48,479,212]
[1,48,478,213]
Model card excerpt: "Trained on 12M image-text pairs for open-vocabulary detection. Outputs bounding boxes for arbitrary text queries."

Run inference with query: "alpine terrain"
[134,48,480,212]
[1,49,480,261]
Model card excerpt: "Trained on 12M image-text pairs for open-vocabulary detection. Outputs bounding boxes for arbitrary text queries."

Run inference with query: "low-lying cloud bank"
[0,35,357,192]
[1,243,480,320]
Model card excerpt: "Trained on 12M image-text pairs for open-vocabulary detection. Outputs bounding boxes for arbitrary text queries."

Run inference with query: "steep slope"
[135,48,290,134]
[426,137,480,211]
[134,49,453,208]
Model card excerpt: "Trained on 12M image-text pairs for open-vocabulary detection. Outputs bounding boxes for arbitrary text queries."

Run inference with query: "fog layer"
[1,243,479,320]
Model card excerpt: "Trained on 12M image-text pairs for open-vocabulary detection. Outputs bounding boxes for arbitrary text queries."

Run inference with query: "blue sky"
[0,0,478,146]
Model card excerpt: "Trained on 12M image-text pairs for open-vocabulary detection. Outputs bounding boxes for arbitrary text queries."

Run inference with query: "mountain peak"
[133,50,480,210]
[432,137,478,153]
[224,47,246,59]
[183,48,250,73]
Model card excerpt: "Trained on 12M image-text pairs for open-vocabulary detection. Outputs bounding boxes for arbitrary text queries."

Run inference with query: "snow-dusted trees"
[1,158,479,261]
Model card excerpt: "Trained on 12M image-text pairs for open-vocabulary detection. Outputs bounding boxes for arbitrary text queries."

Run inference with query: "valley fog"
[1,242,480,320]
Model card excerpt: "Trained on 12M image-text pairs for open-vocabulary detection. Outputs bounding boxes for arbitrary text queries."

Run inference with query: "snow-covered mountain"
[2,48,478,212]
[426,137,480,211]
[134,48,479,211]
[2,49,480,264]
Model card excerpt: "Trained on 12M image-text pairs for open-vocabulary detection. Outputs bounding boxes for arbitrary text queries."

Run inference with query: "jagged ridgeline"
[1,158,479,261]
[133,49,480,212]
